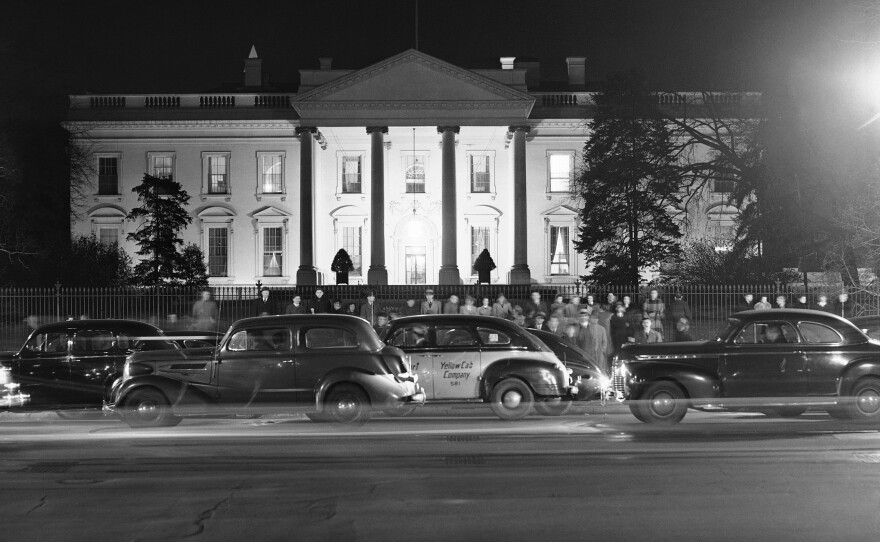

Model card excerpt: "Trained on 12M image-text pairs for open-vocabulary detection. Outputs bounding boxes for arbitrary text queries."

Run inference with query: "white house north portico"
[67,48,755,286]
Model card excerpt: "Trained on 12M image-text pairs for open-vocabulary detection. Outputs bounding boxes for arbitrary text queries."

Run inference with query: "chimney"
[565,57,586,87]
[500,56,515,70]
[319,57,333,71]
[514,59,541,89]
[244,45,262,88]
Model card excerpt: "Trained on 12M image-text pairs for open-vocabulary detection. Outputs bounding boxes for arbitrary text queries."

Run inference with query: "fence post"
[54,281,61,321]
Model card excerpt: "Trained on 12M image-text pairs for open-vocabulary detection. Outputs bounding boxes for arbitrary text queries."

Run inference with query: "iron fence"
[1,284,877,351]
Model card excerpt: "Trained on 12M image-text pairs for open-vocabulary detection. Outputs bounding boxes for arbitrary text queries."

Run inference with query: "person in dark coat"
[330,300,345,314]
[774,295,788,309]
[793,294,810,310]
[344,302,358,317]
[399,298,420,317]
[734,293,754,313]
[609,303,632,352]
[421,289,442,315]
[524,291,549,327]
[813,294,833,313]
[667,293,691,331]
[254,287,276,316]
[285,294,308,315]
[530,312,550,331]
[674,317,696,342]
[834,293,856,318]
[309,288,332,314]
[359,291,379,325]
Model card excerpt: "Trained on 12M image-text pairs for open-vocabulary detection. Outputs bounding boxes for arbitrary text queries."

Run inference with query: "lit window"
[342,226,362,275]
[98,157,119,195]
[405,155,426,193]
[471,226,490,274]
[549,226,570,275]
[151,154,174,180]
[342,156,362,193]
[207,155,229,194]
[260,154,283,194]
[263,227,283,276]
[548,153,573,193]
[207,227,228,277]
[470,155,491,193]
[98,228,119,246]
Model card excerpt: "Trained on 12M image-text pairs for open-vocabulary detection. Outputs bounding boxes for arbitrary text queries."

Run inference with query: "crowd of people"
[733,292,857,318]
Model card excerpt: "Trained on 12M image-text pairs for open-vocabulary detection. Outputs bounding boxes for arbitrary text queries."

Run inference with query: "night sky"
[1,0,849,101]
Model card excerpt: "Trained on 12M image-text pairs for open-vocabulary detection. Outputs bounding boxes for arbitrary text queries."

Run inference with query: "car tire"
[634,381,688,425]
[533,397,572,416]
[121,388,181,428]
[489,378,534,421]
[629,403,647,423]
[841,376,880,421]
[324,384,372,425]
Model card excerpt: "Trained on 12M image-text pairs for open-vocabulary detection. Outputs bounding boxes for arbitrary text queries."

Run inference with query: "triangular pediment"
[251,206,290,219]
[541,204,579,217]
[294,50,534,127]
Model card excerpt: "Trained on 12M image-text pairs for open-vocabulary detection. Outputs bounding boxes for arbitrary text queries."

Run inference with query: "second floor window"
[548,153,573,193]
[260,154,283,194]
[470,155,491,193]
[712,173,736,195]
[405,154,426,193]
[207,156,229,194]
[342,156,362,193]
[151,155,173,180]
[98,157,119,195]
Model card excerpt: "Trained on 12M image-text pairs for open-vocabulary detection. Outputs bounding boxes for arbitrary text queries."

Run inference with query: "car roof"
[730,308,850,323]
[388,314,522,329]
[233,313,372,327]
[33,319,163,333]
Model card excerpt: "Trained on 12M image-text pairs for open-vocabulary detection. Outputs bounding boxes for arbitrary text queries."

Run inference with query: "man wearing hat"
[359,290,379,325]
[254,286,275,316]
[421,289,441,314]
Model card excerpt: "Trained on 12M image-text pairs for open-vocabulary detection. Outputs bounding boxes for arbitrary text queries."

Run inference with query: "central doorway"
[405,246,427,284]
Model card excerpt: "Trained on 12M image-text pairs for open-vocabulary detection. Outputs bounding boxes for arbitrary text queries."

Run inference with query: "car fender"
[630,363,719,401]
[479,358,564,399]
[114,375,214,413]
[313,367,382,411]
[838,358,880,395]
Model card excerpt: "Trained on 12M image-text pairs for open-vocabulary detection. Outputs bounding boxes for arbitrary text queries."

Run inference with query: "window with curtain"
[98,157,119,195]
[260,154,283,193]
[341,156,362,193]
[207,227,228,277]
[470,155,491,193]
[405,154,426,193]
[549,226,570,275]
[548,153,572,193]
[151,155,173,179]
[263,227,283,276]
[207,156,228,194]
[471,226,490,274]
[343,226,362,275]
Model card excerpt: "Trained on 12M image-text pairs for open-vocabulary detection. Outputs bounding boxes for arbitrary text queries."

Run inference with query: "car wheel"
[325,384,371,425]
[533,397,572,416]
[629,403,647,423]
[384,404,418,418]
[841,377,880,421]
[634,381,688,425]
[772,406,807,418]
[489,378,534,421]
[305,412,331,423]
[122,388,181,428]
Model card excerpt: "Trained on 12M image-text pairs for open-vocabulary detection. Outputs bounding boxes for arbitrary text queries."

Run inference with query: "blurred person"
[562,295,582,325]
[561,323,579,346]
[602,292,618,312]
[399,298,420,317]
[761,324,787,344]
[191,289,218,331]
[753,295,772,310]
[524,291,549,327]
[622,295,642,327]
[530,312,549,331]
[373,312,390,335]
[735,293,754,313]
[576,310,609,373]
[477,297,493,316]
[550,294,566,318]
[813,294,832,313]
[421,289,441,314]
[610,303,632,352]
[632,317,663,344]
[834,292,855,318]
[774,295,787,309]
[642,289,665,340]
[309,288,331,314]
[667,293,691,329]
[443,294,461,314]
[492,293,514,320]
[359,291,378,325]
[546,315,563,335]
[582,294,597,316]
[793,294,810,310]
[330,300,345,314]
[344,302,358,317]
[285,294,308,315]
[253,286,275,316]
[513,312,527,328]
[674,317,696,342]
[460,294,478,315]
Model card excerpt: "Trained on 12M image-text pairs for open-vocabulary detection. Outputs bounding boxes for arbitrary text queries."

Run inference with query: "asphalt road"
[2,406,880,541]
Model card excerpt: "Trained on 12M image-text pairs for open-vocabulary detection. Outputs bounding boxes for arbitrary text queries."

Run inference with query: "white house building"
[66,47,756,286]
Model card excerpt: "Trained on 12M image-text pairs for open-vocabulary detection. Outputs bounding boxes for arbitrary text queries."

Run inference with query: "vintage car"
[105,314,424,427]
[381,315,579,420]
[611,309,880,424]
[162,330,226,349]
[526,328,612,406]
[0,319,177,413]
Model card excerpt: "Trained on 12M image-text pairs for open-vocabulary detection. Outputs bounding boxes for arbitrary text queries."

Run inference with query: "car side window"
[304,327,358,349]
[387,326,430,348]
[72,330,115,354]
[436,326,477,347]
[798,322,843,344]
[25,332,68,354]
[227,328,291,352]
[735,322,798,344]
[477,327,512,346]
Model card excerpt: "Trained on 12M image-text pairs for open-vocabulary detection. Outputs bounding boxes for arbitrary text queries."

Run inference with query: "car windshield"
[713,318,741,342]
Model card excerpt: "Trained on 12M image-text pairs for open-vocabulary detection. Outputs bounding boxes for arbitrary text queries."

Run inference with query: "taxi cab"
[382,315,578,420]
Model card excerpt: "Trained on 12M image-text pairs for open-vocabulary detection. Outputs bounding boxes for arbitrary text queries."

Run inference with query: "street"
[2,406,880,541]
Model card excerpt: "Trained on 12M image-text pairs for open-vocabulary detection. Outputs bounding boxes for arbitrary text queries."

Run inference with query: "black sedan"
[611,309,880,424]
[526,328,611,405]
[0,319,177,412]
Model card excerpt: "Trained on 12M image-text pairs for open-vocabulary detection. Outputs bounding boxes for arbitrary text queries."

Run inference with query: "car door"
[385,324,436,399]
[14,330,71,405]
[720,321,804,398]
[432,325,481,399]
[293,324,366,403]
[215,324,297,406]
[796,321,850,396]
[68,329,123,404]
